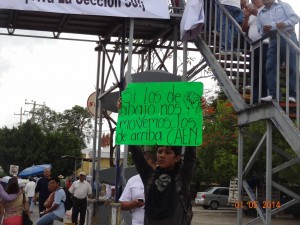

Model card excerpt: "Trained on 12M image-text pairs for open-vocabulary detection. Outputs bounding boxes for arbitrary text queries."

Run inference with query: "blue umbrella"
[18,164,51,177]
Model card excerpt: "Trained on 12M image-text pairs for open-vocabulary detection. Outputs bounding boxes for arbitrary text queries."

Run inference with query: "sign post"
[9,164,19,176]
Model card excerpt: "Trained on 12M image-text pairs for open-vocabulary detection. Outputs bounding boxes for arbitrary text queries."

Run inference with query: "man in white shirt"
[119,175,145,225]
[242,0,268,103]
[257,0,299,102]
[24,177,36,213]
[119,151,156,225]
[69,172,92,225]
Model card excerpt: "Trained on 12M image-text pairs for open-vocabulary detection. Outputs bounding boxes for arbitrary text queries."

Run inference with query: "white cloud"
[0,33,98,127]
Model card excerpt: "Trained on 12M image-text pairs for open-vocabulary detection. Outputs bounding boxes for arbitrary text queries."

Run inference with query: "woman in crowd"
[2,177,30,225]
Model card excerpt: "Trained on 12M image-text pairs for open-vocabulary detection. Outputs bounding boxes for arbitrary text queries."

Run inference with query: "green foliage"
[193,99,238,186]
[0,105,93,177]
[36,105,92,149]
[193,91,300,187]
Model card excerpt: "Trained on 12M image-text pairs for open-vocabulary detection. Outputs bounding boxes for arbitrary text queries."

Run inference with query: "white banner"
[0,0,170,19]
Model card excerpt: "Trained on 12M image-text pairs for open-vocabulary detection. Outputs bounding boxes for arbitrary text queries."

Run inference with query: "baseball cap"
[79,172,86,176]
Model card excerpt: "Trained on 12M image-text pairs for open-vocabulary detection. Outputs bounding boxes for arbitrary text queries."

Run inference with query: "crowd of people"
[0,168,95,225]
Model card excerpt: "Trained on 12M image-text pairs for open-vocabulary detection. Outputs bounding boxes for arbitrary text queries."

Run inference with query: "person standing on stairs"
[257,0,299,103]
[239,0,248,26]
[218,0,244,55]
[242,0,268,103]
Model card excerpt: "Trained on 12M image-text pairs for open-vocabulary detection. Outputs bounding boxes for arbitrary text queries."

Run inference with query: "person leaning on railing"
[242,0,268,104]
[257,0,299,103]
[218,0,245,54]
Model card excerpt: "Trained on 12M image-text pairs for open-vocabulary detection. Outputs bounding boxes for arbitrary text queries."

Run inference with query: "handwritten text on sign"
[116,82,203,146]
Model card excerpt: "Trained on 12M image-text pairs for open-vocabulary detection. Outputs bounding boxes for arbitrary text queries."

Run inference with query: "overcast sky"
[0,0,299,128]
[0,33,100,128]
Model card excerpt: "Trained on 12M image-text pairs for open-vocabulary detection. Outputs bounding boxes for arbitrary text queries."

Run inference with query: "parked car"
[195,187,229,210]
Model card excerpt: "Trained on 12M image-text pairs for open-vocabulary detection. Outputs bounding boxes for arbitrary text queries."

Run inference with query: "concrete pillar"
[89,200,121,225]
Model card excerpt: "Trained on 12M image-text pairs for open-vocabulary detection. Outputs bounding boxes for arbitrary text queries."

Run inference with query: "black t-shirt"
[129,146,196,225]
[35,177,51,202]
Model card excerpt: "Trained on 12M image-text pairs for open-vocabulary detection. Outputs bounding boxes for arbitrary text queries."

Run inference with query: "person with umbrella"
[34,168,52,216]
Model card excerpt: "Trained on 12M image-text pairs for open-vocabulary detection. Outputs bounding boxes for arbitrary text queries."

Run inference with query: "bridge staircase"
[190,0,300,224]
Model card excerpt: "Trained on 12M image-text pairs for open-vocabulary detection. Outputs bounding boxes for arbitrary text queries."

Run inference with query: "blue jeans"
[253,43,268,103]
[218,4,243,50]
[266,32,298,98]
[28,197,34,213]
[36,212,62,225]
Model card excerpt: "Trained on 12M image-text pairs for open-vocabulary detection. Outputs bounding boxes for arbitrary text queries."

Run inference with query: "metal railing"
[200,0,300,128]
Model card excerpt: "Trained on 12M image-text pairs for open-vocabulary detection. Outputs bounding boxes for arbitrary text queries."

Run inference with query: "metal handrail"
[199,0,299,128]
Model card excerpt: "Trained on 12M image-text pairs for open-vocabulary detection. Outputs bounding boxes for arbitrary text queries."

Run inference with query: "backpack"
[61,187,73,211]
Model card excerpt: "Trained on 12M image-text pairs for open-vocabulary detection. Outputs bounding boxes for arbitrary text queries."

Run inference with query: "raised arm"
[0,183,18,201]
[128,145,154,185]
[180,146,196,185]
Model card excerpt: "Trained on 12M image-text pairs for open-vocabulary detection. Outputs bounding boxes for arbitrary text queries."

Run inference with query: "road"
[29,204,300,225]
[192,206,300,225]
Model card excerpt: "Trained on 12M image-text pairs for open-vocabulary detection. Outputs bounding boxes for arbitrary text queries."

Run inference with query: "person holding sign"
[117,91,206,225]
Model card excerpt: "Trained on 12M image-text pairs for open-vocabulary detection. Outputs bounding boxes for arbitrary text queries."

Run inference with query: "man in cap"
[58,175,66,188]
[69,172,92,225]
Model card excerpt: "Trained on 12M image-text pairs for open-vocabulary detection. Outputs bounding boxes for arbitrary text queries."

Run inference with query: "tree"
[34,105,59,133]
[193,97,239,187]
[192,92,300,189]
[36,105,92,149]
[57,105,93,147]
[0,105,93,177]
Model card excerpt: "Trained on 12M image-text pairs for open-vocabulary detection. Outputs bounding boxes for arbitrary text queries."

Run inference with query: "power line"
[24,99,45,123]
[14,107,28,125]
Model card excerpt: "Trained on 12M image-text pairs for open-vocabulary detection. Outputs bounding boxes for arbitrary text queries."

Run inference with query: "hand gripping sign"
[116,82,203,146]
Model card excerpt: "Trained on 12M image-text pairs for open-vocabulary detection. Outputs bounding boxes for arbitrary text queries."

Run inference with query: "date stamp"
[234,201,281,209]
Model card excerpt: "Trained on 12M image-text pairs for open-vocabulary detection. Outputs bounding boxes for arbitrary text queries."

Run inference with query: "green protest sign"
[116,82,203,146]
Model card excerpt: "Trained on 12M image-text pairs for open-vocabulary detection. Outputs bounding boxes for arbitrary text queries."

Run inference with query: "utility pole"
[25,100,45,123]
[14,107,27,125]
